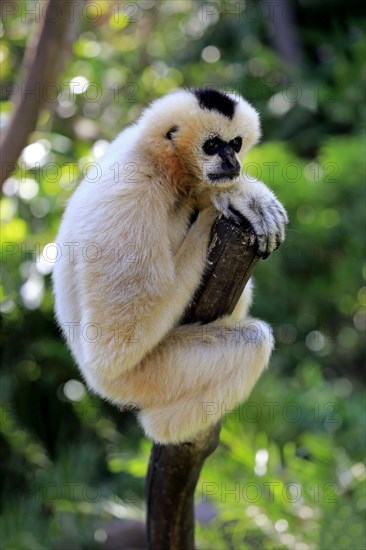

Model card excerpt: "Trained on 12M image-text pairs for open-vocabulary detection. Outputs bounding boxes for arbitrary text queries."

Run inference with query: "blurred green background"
[0,1,365,549]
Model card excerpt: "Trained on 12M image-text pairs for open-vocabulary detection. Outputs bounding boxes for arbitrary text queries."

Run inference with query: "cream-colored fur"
[52,88,287,443]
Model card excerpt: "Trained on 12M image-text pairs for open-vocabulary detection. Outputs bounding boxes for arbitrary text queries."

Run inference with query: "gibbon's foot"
[136,318,273,444]
[212,189,288,259]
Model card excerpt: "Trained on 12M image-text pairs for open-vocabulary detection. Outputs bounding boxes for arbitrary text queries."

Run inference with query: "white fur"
[53,88,287,443]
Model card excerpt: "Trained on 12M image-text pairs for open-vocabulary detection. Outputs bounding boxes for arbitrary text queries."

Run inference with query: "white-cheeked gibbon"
[53,88,288,443]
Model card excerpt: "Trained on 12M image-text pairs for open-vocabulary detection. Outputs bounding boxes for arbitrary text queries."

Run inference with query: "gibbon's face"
[140,88,261,190]
[200,133,242,184]
[166,121,243,187]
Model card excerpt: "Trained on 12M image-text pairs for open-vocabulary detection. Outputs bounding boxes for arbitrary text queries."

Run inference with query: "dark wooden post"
[146,214,260,550]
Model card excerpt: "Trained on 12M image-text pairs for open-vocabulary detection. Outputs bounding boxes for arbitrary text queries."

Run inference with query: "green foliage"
[196,362,365,549]
[0,1,365,548]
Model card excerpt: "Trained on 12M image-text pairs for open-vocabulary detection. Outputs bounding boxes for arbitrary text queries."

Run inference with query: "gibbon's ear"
[166,126,179,140]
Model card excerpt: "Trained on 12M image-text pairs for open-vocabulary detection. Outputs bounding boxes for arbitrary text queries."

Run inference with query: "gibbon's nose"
[220,146,237,169]
[220,146,240,176]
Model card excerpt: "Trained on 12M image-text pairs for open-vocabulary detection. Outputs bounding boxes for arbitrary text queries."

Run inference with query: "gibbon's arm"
[76,199,216,385]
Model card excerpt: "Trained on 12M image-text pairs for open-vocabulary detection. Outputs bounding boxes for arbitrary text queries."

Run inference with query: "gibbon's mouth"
[208,171,240,182]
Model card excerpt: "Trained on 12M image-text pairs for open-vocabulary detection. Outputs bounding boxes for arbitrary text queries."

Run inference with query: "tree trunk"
[0,0,83,188]
[146,214,260,550]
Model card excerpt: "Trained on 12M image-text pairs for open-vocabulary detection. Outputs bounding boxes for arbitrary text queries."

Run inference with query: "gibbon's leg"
[108,315,273,443]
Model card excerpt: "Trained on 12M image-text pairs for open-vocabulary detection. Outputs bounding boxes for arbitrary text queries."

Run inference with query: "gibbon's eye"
[230,136,242,153]
[203,137,221,155]
[166,126,178,140]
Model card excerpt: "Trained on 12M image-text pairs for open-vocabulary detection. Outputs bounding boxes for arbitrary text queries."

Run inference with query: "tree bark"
[0,0,83,188]
[146,214,260,550]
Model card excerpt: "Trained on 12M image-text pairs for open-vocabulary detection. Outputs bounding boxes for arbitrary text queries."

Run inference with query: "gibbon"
[53,88,288,443]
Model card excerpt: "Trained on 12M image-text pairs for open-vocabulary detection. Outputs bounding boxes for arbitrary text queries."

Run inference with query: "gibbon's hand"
[212,185,288,259]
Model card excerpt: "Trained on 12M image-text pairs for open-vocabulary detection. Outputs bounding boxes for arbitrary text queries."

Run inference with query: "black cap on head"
[192,88,236,119]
